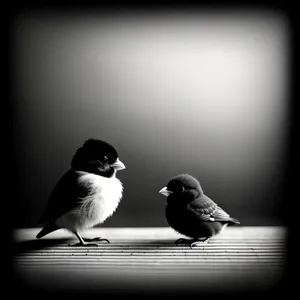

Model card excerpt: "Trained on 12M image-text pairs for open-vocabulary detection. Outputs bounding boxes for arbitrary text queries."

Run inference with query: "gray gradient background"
[11,9,290,228]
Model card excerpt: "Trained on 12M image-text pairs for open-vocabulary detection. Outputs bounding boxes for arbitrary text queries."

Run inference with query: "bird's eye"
[102,156,108,163]
[170,185,185,193]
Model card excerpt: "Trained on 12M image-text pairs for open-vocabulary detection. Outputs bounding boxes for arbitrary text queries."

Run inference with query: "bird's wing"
[211,206,240,224]
[38,170,91,224]
[188,195,238,223]
[210,206,231,221]
[188,195,218,221]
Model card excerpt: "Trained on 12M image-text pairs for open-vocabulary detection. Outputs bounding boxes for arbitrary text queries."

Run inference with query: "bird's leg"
[82,237,110,243]
[69,232,99,247]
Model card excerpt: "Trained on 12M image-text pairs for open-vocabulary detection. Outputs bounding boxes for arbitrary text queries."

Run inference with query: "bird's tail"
[36,222,59,239]
[228,217,240,225]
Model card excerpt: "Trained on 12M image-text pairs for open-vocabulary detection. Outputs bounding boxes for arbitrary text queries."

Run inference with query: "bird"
[36,138,126,246]
[159,174,240,248]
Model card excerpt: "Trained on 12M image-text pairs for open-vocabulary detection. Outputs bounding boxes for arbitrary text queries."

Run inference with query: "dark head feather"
[168,174,203,193]
[71,138,119,172]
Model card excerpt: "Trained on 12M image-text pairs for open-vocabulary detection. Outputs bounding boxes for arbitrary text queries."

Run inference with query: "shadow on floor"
[13,238,179,254]
[13,238,73,254]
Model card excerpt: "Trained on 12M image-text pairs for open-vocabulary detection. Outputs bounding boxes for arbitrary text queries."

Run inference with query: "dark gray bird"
[36,139,126,246]
[159,174,240,248]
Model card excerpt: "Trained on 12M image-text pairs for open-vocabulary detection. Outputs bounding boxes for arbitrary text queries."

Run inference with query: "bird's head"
[71,138,126,177]
[159,174,203,202]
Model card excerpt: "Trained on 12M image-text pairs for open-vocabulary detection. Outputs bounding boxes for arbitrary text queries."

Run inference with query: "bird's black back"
[38,170,91,224]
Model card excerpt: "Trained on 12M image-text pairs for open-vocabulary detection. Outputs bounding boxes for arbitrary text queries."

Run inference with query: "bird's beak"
[159,187,172,197]
[112,158,126,171]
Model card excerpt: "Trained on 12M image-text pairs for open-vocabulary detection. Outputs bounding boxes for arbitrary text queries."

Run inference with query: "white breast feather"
[55,171,123,232]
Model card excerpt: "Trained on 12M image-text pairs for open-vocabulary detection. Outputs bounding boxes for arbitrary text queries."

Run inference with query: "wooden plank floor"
[12,227,287,296]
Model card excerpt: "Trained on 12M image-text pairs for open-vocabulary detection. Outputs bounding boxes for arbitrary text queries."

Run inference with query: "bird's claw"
[174,237,209,248]
[83,237,110,243]
[190,238,210,249]
[68,242,99,247]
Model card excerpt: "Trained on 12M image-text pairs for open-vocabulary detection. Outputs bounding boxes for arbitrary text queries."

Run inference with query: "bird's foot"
[68,242,99,247]
[190,238,210,249]
[174,237,209,249]
[83,237,110,244]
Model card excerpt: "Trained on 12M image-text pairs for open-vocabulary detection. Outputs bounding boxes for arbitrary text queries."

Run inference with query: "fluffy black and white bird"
[36,138,126,246]
[159,174,240,248]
